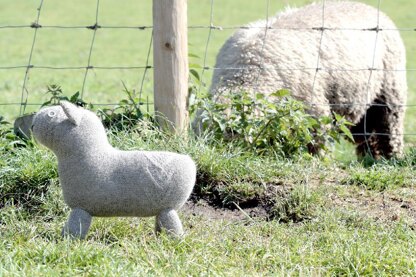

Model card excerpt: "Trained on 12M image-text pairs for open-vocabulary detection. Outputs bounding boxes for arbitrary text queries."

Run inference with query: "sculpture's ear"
[60,101,83,126]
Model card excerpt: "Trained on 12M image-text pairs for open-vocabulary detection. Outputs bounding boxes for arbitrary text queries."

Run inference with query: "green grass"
[1,207,415,275]
[2,1,416,275]
[342,163,415,191]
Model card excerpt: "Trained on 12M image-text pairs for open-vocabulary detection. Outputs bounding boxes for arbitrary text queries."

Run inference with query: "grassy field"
[1,0,416,275]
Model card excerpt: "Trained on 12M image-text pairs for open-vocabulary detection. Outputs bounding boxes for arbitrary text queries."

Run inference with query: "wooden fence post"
[153,0,189,132]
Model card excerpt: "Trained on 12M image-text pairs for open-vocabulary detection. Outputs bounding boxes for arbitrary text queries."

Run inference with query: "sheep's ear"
[60,101,83,126]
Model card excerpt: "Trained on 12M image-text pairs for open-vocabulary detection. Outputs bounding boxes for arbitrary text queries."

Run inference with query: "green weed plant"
[41,84,88,108]
[195,89,354,157]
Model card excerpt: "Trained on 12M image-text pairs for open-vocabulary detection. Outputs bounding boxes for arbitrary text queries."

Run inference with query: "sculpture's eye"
[48,111,57,118]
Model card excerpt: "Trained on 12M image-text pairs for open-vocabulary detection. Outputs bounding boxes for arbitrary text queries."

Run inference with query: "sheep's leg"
[62,208,92,239]
[373,104,405,159]
[352,96,405,159]
[155,209,183,237]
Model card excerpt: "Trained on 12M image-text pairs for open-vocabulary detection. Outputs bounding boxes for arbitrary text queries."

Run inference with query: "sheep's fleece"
[196,1,407,159]
[32,101,196,238]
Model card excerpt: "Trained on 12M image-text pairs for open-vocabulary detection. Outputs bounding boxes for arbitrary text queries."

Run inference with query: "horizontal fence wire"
[2,24,416,31]
[0,1,415,143]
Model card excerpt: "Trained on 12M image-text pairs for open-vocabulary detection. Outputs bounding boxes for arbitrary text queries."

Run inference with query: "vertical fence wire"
[137,35,153,111]
[197,0,215,96]
[19,0,44,115]
[310,0,326,110]
[252,0,271,93]
[80,0,101,100]
[362,0,382,159]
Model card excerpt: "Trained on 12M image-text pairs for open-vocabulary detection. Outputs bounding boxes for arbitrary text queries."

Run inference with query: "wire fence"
[1,1,416,146]
[0,0,154,117]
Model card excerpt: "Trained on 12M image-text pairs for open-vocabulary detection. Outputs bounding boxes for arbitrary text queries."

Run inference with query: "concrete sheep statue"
[32,101,196,239]
[194,1,407,159]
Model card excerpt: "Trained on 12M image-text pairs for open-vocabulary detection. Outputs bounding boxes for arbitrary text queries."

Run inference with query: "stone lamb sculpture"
[195,1,407,159]
[32,101,196,239]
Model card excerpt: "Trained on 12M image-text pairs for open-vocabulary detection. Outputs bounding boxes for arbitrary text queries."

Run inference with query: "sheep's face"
[32,101,108,156]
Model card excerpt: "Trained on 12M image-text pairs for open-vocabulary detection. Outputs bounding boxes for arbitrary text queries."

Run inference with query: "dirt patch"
[184,168,416,225]
[184,181,416,227]
[329,188,416,225]
[191,171,288,220]
[308,171,416,225]
[183,197,269,221]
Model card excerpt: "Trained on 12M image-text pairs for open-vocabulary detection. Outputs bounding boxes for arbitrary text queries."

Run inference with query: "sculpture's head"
[32,101,108,155]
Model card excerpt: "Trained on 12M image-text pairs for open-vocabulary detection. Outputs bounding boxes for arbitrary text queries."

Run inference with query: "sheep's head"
[32,101,108,155]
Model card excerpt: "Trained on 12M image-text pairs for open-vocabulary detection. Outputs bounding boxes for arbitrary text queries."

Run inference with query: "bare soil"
[329,187,416,226]
[183,183,416,227]
[183,198,269,221]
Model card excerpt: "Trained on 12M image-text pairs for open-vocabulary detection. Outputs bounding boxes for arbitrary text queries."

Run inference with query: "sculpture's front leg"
[62,208,92,239]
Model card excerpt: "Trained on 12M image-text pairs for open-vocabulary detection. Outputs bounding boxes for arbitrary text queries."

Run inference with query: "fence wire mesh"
[0,0,154,117]
[0,0,415,146]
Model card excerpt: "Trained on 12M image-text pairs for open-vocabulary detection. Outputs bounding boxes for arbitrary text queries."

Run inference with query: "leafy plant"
[194,89,354,157]
[188,52,205,118]
[97,83,149,130]
[40,83,151,131]
[41,84,88,107]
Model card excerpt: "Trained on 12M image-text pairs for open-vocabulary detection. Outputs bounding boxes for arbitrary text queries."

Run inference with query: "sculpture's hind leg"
[155,209,183,237]
[62,208,92,239]
[351,95,405,159]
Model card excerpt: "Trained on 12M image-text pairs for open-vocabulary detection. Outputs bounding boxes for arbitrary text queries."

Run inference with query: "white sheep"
[197,1,407,159]
[32,101,196,239]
